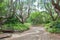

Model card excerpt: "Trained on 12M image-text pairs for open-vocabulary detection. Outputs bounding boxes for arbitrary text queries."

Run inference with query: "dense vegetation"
[27,11,51,25]
[2,17,29,32]
[0,0,60,33]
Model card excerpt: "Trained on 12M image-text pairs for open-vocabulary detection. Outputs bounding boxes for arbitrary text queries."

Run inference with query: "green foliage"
[45,20,60,33]
[27,11,51,25]
[5,17,19,24]
[41,11,52,23]
[2,23,29,31]
[2,17,29,31]
[0,0,7,16]
[27,11,42,25]
[0,0,60,34]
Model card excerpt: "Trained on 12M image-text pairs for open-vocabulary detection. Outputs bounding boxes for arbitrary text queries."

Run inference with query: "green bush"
[27,11,51,25]
[2,23,29,31]
[5,17,19,24]
[2,17,30,32]
[45,21,60,33]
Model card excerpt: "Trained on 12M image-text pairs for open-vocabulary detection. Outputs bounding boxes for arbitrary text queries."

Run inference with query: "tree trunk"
[52,0,60,17]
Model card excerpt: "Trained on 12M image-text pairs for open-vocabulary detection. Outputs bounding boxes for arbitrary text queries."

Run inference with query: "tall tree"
[41,0,58,21]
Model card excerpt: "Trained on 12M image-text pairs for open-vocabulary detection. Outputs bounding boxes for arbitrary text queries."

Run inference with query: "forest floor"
[1,25,60,40]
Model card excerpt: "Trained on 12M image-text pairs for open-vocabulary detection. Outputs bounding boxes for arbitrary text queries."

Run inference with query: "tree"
[16,0,32,24]
[41,0,58,21]
[52,0,60,17]
[0,0,36,24]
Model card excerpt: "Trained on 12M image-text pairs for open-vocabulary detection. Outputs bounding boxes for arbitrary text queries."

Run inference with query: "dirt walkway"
[1,26,60,40]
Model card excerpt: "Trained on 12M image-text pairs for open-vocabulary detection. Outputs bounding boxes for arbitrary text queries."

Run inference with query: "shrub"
[45,21,60,33]
[2,23,30,32]
[5,17,19,24]
[27,11,51,25]
[2,17,30,32]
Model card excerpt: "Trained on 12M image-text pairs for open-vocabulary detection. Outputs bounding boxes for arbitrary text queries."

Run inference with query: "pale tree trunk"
[19,0,24,24]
